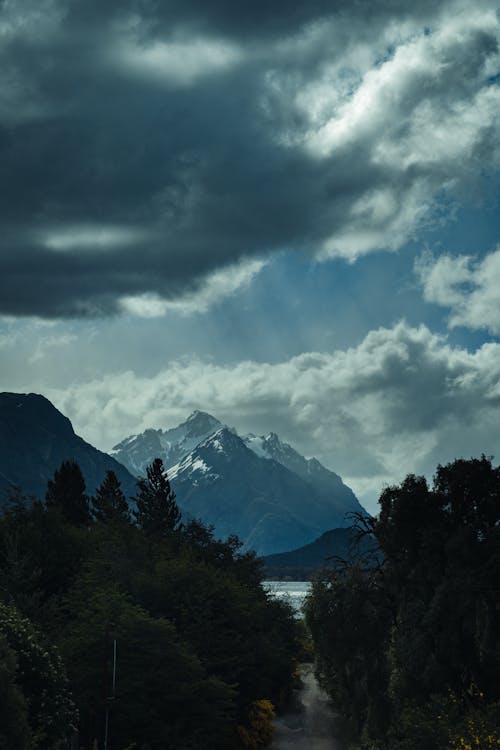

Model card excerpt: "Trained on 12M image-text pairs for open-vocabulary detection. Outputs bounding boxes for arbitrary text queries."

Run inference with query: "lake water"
[263,581,311,616]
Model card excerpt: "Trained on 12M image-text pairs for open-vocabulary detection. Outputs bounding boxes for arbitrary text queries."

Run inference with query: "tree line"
[0,458,302,750]
[305,456,500,750]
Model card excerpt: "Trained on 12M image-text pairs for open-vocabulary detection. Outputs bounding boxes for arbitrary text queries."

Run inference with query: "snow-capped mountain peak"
[111,411,223,476]
[183,410,222,438]
[110,411,367,554]
[244,431,297,464]
[167,427,244,486]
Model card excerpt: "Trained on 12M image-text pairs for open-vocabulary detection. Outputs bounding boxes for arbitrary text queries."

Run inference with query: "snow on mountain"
[111,411,368,555]
[165,426,330,555]
[244,434,270,459]
[155,424,363,555]
[243,431,365,517]
[111,410,222,476]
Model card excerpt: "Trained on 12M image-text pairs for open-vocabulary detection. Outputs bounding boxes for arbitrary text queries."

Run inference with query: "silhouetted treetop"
[45,459,90,526]
[134,458,181,539]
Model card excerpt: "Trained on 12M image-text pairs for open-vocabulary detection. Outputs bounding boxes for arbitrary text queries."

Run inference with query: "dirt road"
[272,664,344,750]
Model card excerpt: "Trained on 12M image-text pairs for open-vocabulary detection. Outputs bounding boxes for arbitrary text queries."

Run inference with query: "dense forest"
[2,453,499,750]
[306,456,500,750]
[0,458,302,750]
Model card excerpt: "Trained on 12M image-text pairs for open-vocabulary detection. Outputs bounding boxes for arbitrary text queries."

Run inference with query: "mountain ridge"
[111,411,223,476]
[0,392,137,502]
[1,395,367,556]
[262,526,380,579]
[114,413,366,555]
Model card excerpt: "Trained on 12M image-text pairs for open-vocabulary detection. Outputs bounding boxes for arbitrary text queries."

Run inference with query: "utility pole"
[104,637,117,750]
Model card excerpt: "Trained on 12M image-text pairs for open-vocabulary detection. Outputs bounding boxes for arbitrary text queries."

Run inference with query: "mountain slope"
[0,392,137,503]
[167,427,361,555]
[115,414,364,522]
[244,432,365,518]
[262,527,380,579]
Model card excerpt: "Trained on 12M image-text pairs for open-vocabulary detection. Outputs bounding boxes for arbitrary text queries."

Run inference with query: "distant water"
[263,581,311,616]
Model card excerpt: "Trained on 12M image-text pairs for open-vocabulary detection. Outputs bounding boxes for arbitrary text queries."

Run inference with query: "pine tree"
[92,470,131,525]
[45,460,90,526]
[133,458,181,539]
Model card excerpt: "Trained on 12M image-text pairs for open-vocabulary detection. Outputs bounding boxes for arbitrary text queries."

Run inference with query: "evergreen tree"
[134,458,181,539]
[92,470,130,525]
[45,460,90,526]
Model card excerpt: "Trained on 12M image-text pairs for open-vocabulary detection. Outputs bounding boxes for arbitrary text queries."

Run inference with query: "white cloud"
[417,247,500,334]
[286,5,500,259]
[114,34,242,86]
[44,321,500,513]
[119,258,267,317]
[42,224,149,252]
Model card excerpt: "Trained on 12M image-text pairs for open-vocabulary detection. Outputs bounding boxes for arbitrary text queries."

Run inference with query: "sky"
[1,0,500,514]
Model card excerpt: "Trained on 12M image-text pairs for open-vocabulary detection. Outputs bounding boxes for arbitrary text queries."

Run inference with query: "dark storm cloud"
[0,0,499,316]
[64,0,431,41]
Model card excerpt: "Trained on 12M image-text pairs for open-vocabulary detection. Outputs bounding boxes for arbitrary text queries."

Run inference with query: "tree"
[306,456,500,750]
[0,602,77,749]
[0,634,32,750]
[305,565,391,742]
[61,585,237,749]
[92,470,130,525]
[134,458,181,539]
[45,460,90,526]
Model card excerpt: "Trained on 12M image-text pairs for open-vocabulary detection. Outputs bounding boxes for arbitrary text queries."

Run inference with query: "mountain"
[114,412,366,555]
[262,527,380,580]
[0,392,137,503]
[244,431,365,518]
[165,424,364,555]
[111,411,222,476]
[0,395,366,555]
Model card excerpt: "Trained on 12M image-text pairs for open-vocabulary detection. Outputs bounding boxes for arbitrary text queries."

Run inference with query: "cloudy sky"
[1,0,500,512]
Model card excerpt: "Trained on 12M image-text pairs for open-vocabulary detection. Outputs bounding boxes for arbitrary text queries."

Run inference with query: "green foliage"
[45,460,91,526]
[306,456,500,750]
[0,494,89,619]
[129,551,298,711]
[92,469,131,525]
[0,602,77,749]
[61,584,237,749]
[134,457,182,539]
[0,457,300,749]
[237,699,276,749]
[386,692,500,750]
[0,633,33,750]
[305,566,391,741]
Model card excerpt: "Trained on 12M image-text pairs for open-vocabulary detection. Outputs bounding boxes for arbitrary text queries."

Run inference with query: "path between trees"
[272,664,344,750]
